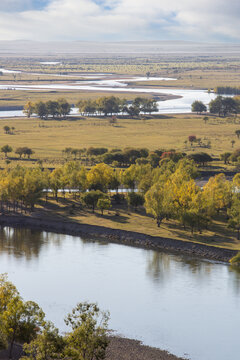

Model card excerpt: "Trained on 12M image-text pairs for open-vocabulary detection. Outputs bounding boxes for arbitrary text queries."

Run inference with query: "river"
[0,227,239,360]
[0,69,218,117]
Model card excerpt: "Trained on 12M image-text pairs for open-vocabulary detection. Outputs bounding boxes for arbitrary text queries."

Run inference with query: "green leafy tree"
[220,152,232,164]
[3,126,10,134]
[1,145,13,158]
[235,130,240,139]
[0,274,19,313]
[49,168,65,201]
[58,98,71,118]
[22,321,65,360]
[24,148,35,159]
[46,101,60,118]
[34,102,48,119]
[97,198,112,215]
[82,191,106,213]
[127,192,144,210]
[209,96,238,117]
[15,147,25,159]
[188,152,213,166]
[23,169,44,211]
[191,100,207,114]
[64,302,109,360]
[1,297,45,359]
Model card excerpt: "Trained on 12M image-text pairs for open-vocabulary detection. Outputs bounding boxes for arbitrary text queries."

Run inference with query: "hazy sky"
[0,0,239,42]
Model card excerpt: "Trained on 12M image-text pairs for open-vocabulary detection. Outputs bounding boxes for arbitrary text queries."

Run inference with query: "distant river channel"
[0,227,240,360]
[0,70,218,116]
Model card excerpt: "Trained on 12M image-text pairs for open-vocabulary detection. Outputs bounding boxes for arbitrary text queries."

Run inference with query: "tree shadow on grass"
[94,212,129,224]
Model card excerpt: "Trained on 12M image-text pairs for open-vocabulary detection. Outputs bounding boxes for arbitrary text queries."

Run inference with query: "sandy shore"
[0,212,237,263]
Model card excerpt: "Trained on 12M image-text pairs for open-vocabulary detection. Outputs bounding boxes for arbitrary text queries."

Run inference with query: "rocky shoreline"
[106,337,185,360]
[0,213,237,263]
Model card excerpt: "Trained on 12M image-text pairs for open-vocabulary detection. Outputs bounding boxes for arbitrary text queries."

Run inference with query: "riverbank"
[106,337,185,360]
[0,337,185,360]
[0,213,237,263]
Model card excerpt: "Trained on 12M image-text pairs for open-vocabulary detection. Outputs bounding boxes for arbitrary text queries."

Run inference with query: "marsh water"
[0,227,239,360]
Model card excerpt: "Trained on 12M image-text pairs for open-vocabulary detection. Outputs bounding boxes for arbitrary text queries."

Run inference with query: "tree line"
[215,87,240,95]
[0,275,109,360]
[1,160,240,238]
[24,96,158,119]
[0,145,34,159]
[63,146,213,168]
[24,99,71,119]
[192,96,240,116]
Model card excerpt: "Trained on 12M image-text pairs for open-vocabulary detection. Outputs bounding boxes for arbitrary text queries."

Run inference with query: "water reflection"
[0,227,62,260]
[147,252,171,283]
[146,251,215,284]
[0,227,110,261]
[0,228,240,360]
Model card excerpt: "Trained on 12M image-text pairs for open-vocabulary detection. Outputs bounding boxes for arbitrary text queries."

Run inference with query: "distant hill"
[0,40,239,57]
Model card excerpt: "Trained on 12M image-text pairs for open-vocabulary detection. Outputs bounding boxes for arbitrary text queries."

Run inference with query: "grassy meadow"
[0,89,152,109]
[35,195,240,251]
[0,114,239,168]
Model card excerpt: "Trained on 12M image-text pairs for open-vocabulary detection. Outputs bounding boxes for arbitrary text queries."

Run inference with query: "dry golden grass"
[0,114,239,168]
[0,89,150,108]
[134,69,240,89]
[39,197,240,251]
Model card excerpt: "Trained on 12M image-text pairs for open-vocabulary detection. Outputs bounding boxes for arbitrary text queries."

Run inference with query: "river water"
[0,227,239,360]
[0,69,218,117]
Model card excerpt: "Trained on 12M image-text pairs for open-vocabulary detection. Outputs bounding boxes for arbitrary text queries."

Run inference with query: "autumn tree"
[145,183,170,227]
[228,195,240,240]
[23,102,35,118]
[87,163,115,192]
[0,275,45,359]
[203,174,233,215]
